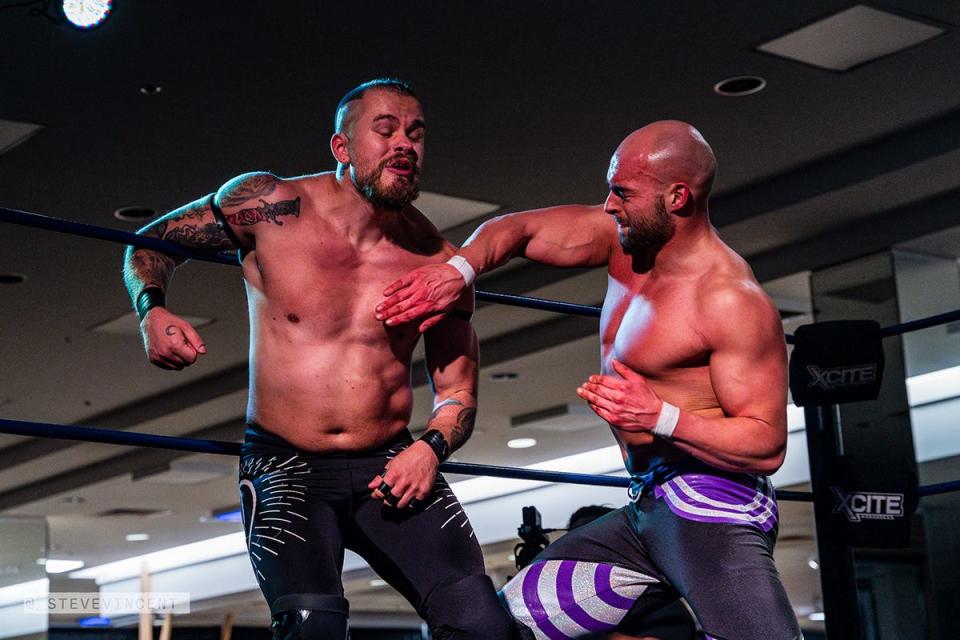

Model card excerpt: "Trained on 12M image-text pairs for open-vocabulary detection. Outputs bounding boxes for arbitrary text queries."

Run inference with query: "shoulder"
[697,256,781,347]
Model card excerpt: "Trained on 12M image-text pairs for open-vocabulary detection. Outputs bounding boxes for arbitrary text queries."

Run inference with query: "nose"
[603,191,620,215]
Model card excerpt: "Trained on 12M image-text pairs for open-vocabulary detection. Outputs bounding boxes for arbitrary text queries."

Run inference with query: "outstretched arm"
[377,204,614,331]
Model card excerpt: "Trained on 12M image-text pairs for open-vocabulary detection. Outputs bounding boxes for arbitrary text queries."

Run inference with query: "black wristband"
[418,429,450,462]
[135,287,166,320]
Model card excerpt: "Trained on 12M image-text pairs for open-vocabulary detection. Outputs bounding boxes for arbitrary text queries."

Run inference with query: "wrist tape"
[652,401,680,438]
[136,287,166,320]
[446,256,476,287]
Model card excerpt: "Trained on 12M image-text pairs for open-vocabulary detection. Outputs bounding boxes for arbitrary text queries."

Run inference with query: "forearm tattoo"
[225,197,301,226]
[428,399,477,451]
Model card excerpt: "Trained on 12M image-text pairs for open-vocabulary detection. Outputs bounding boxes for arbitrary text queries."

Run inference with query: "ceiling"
[2,0,960,635]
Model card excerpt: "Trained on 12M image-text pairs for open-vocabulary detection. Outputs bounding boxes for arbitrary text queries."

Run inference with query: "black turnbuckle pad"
[789,320,884,406]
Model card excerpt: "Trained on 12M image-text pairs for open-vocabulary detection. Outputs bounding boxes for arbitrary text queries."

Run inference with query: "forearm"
[458,215,530,275]
[426,389,478,453]
[664,411,786,475]
[123,238,181,304]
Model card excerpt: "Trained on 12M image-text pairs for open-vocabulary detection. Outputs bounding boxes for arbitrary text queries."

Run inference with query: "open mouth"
[385,157,415,177]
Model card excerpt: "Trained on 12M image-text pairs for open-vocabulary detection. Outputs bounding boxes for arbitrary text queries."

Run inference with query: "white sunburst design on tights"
[385,442,474,536]
[239,454,311,583]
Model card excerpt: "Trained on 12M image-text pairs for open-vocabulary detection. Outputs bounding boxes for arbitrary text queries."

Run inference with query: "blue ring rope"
[0,418,823,499]
[3,208,959,501]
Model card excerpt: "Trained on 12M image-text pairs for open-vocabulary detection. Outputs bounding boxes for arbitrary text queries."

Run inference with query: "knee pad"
[424,574,516,640]
[271,593,349,640]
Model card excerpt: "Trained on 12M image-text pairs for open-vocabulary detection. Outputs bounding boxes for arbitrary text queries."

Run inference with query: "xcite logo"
[831,488,904,523]
[806,364,877,391]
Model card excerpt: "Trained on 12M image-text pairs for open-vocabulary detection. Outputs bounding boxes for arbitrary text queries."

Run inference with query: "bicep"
[708,303,788,429]
[138,196,235,254]
[522,205,616,267]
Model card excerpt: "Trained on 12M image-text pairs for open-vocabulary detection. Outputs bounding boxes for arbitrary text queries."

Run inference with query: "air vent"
[757,5,945,72]
[511,403,602,433]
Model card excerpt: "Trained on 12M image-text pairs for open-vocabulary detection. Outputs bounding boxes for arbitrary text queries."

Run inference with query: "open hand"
[140,307,207,370]
[576,359,662,432]
[376,263,467,333]
[368,440,440,508]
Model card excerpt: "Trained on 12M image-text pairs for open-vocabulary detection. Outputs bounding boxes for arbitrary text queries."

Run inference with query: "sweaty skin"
[124,89,478,508]
[377,120,788,479]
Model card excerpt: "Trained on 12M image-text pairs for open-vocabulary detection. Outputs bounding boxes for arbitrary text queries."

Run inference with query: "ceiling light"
[807,554,820,570]
[713,76,766,97]
[368,579,387,588]
[113,206,157,222]
[125,533,149,542]
[61,0,113,29]
[45,559,85,574]
[757,5,945,72]
[0,273,26,284]
[507,438,537,449]
[808,611,825,621]
[139,84,163,96]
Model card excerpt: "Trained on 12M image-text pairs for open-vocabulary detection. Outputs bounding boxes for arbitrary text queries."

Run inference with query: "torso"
[600,239,746,478]
[238,174,448,452]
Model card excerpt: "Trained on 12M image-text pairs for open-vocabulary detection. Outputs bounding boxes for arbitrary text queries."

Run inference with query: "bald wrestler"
[122,78,515,640]
[376,121,803,639]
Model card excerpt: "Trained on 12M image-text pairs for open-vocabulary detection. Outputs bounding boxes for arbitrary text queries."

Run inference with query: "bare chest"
[243,222,440,339]
[599,274,709,381]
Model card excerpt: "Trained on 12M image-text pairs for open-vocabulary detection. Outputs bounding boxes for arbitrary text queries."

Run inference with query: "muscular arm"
[458,204,616,273]
[422,290,480,453]
[668,285,788,474]
[378,205,615,329]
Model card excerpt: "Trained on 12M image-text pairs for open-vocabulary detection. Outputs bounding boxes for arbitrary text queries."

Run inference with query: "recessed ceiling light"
[114,206,157,222]
[0,273,26,285]
[507,438,537,449]
[140,84,163,96]
[369,579,387,588]
[62,0,112,29]
[490,372,519,381]
[808,611,825,621]
[714,76,767,97]
[125,533,149,542]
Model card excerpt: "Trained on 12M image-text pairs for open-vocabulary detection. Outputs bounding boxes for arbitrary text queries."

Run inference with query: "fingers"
[417,313,448,334]
[576,385,621,415]
[611,358,640,380]
[579,378,626,403]
[181,324,207,355]
[382,275,413,298]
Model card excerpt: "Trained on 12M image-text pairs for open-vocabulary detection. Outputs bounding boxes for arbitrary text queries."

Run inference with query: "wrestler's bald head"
[612,121,717,203]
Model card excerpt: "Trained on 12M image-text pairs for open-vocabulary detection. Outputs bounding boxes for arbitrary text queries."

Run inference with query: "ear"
[330,132,351,165]
[669,183,691,212]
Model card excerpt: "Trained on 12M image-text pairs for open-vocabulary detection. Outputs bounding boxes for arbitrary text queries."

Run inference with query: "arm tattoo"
[163,222,234,250]
[450,407,477,450]
[220,174,277,207]
[428,399,477,450]
[226,197,301,227]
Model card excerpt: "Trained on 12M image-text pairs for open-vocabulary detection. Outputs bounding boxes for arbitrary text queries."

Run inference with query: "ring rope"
[3,208,959,500]
[0,418,820,499]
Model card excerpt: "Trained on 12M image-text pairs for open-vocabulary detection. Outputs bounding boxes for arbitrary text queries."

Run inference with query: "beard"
[352,155,420,211]
[619,195,675,252]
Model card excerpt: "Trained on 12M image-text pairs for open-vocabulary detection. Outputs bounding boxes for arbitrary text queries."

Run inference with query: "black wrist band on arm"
[135,287,166,320]
[418,429,450,462]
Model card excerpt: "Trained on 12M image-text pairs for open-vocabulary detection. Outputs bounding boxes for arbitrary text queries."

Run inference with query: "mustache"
[380,153,420,174]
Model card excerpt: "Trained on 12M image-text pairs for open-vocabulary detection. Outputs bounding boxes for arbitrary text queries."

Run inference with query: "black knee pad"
[424,574,517,640]
[271,593,349,640]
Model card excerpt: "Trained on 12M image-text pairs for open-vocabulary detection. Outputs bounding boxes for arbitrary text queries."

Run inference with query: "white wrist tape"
[653,401,680,438]
[446,255,476,287]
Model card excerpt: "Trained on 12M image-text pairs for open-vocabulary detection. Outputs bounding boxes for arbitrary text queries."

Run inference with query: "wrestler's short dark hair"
[334,78,417,133]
